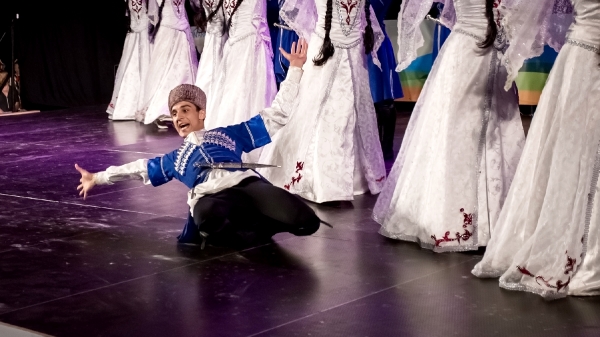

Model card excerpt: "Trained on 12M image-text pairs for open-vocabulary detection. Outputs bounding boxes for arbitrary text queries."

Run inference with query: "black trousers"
[192,177,320,245]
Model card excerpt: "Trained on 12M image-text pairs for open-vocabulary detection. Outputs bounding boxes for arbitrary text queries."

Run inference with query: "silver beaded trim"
[566,39,600,53]
[314,31,363,49]
[575,141,600,278]
[454,28,484,42]
[378,227,480,253]
[499,279,566,300]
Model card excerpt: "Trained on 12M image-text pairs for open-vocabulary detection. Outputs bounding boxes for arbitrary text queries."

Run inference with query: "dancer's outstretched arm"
[259,38,308,137]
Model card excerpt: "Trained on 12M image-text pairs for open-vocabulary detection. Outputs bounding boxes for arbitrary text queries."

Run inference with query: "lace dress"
[138,0,199,124]
[473,0,600,299]
[372,0,525,252]
[107,0,151,120]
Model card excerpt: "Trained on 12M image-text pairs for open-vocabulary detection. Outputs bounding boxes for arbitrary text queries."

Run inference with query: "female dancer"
[203,0,277,130]
[473,0,600,299]
[139,0,199,128]
[372,0,525,252]
[193,0,227,114]
[258,0,387,203]
[107,0,151,121]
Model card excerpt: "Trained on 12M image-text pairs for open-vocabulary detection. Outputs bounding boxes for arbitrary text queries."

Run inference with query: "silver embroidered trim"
[314,31,363,49]
[379,227,480,253]
[335,0,364,37]
[159,156,168,181]
[566,39,600,53]
[198,145,213,164]
[499,279,566,300]
[244,122,255,147]
[174,143,190,171]
[175,143,197,175]
[203,130,236,151]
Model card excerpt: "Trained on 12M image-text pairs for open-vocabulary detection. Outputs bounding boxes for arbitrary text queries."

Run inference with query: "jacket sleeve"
[259,66,303,137]
[94,149,178,187]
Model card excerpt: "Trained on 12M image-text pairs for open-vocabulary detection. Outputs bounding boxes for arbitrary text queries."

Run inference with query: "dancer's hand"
[281,38,308,68]
[75,164,96,200]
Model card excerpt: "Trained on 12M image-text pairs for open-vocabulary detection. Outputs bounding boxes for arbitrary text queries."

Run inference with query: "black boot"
[375,101,396,160]
[381,102,397,160]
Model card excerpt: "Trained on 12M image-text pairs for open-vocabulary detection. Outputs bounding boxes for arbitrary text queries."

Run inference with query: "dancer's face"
[171,101,206,137]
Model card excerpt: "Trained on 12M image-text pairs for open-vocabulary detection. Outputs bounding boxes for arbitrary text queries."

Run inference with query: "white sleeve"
[94,159,151,185]
[259,66,303,137]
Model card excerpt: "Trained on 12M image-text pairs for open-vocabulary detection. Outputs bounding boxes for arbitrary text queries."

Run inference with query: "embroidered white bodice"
[454,0,490,36]
[315,0,365,43]
[568,0,600,46]
[160,0,192,31]
[203,0,225,34]
[222,0,268,39]
[129,0,149,32]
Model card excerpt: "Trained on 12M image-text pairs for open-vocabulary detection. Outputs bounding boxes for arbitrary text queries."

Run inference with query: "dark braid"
[363,0,374,54]
[206,0,225,29]
[194,2,210,32]
[313,0,335,66]
[223,0,245,34]
[478,0,498,49]
[149,0,167,42]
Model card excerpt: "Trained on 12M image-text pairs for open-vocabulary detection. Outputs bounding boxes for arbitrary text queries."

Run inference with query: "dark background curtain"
[0,0,128,110]
[0,0,402,111]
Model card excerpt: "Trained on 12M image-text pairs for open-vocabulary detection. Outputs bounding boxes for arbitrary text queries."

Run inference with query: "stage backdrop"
[8,0,129,109]
[386,20,558,105]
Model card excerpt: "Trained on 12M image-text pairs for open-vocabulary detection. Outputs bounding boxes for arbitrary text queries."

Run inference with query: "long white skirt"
[205,32,276,161]
[472,41,600,299]
[373,31,525,252]
[107,29,151,120]
[139,27,198,124]
[195,30,226,113]
[258,34,386,203]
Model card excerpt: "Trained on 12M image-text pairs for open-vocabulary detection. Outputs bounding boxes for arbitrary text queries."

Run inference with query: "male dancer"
[75,40,318,248]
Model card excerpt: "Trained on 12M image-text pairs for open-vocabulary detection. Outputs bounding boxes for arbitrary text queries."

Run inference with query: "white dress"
[204,0,277,153]
[258,0,386,203]
[194,0,227,113]
[372,0,525,252]
[139,0,199,124]
[472,0,600,299]
[107,0,151,121]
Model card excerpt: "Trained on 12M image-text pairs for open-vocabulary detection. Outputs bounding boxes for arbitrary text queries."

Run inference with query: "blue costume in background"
[367,0,403,103]
[267,0,299,88]
[367,0,403,160]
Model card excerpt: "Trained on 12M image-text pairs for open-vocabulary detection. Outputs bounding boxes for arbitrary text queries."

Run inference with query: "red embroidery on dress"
[376,176,385,183]
[173,0,183,14]
[284,161,304,190]
[131,0,143,18]
[204,0,215,9]
[516,252,575,293]
[224,0,237,17]
[339,0,359,25]
[431,208,474,247]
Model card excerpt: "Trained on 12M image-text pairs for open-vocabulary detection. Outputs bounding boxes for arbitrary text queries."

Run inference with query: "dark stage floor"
[0,106,598,337]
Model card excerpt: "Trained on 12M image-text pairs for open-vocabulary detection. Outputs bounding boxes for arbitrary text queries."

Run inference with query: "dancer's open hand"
[75,164,96,200]
[280,38,308,69]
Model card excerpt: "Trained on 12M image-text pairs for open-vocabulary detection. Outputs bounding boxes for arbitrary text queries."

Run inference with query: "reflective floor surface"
[0,106,598,337]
